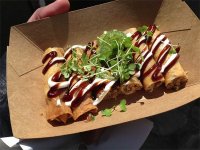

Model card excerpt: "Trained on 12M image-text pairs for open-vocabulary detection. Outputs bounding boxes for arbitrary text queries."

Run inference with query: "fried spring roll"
[120,76,143,95]
[72,93,98,120]
[42,47,73,123]
[149,27,188,90]
[124,28,164,92]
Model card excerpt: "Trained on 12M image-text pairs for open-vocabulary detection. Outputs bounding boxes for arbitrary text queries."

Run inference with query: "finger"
[28,0,70,22]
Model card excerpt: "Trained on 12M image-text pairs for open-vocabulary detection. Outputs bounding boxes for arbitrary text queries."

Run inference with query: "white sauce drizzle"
[50,57,65,64]
[126,32,133,37]
[154,36,177,73]
[157,47,170,63]
[161,53,178,73]
[48,74,76,88]
[134,71,141,78]
[93,80,116,106]
[64,45,86,58]
[56,99,61,106]
[138,36,146,45]
[160,38,170,50]
[150,34,165,52]
[65,78,109,106]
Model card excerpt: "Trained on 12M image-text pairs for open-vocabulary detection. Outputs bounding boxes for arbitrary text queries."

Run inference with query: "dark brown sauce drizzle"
[64,51,72,60]
[132,25,180,82]
[151,45,171,81]
[91,83,107,100]
[63,81,88,102]
[131,31,142,40]
[42,51,57,64]
[176,47,180,53]
[141,55,156,80]
[42,58,65,75]
[47,85,66,98]
[163,54,180,75]
[44,25,180,107]
[52,71,61,82]
[146,25,156,44]
[151,35,167,55]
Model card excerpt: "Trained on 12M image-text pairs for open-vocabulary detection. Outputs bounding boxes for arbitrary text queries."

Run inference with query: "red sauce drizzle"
[42,51,57,64]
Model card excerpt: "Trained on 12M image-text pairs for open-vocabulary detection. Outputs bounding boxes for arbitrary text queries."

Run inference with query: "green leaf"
[120,99,127,112]
[147,31,153,37]
[84,65,92,72]
[110,60,117,66]
[137,25,148,34]
[81,53,89,65]
[128,63,136,71]
[72,49,77,58]
[128,70,134,75]
[169,47,176,54]
[132,46,140,53]
[101,108,112,117]
[136,63,142,70]
[124,37,132,48]
[124,73,130,81]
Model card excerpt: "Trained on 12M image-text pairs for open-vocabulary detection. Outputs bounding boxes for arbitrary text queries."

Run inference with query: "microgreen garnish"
[120,99,127,112]
[146,31,153,38]
[101,99,127,117]
[61,30,143,83]
[101,108,113,117]
[169,47,177,54]
[96,30,141,83]
[137,25,148,34]
[61,49,84,79]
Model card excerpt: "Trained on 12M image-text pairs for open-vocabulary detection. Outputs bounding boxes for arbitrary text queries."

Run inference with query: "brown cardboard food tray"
[7,0,200,139]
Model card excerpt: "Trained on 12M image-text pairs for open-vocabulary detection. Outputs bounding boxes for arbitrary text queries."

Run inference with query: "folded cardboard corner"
[7,0,200,139]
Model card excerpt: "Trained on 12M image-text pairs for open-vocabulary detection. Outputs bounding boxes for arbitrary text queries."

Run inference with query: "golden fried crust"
[43,47,73,123]
[72,93,98,120]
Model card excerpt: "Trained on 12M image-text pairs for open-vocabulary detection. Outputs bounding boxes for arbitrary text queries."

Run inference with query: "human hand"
[28,0,70,22]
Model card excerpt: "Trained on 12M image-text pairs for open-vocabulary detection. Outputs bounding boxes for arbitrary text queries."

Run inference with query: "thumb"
[28,0,70,22]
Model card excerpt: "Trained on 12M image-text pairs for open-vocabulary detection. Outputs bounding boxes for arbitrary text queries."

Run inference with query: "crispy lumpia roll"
[149,26,188,90]
[120,76,143,95]
[42,47,73,123]
[124,28,164,92]
[72,93,98,120]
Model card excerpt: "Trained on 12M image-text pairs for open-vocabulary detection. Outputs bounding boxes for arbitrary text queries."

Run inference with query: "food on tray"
[125,26,165,92]
[42,47,73,123]
[125,25,188,90]
[42,25,188,123]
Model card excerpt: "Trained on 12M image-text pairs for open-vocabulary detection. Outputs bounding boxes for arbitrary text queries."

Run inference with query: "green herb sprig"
[101,99,127,117]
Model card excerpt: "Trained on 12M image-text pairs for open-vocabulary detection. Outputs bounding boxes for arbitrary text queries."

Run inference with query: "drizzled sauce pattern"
[43,25,180,108]
[42,44,114,107]
[130,25,180,81]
